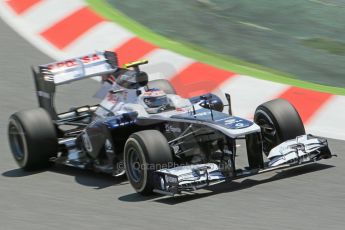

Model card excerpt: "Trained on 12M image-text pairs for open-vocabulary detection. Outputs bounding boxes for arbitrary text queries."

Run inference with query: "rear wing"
[39,51,118,85]
[32,51,118,119]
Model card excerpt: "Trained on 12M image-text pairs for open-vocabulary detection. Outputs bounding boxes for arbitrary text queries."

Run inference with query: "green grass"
[86,0,345,95]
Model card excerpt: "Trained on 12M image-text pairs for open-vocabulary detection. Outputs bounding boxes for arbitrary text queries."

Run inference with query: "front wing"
[153,134,332,196]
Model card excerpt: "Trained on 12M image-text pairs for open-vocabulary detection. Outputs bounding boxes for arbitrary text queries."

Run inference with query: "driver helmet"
[141,89,169,111]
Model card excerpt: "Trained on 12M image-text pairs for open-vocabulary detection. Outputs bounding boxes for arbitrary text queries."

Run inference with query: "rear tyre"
[124,130,173,195]
[254,99,305,156]
[147,79,176,94]
[8,108,58,170]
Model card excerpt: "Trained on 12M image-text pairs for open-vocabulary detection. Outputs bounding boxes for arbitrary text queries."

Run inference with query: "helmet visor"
[144,96,168,108]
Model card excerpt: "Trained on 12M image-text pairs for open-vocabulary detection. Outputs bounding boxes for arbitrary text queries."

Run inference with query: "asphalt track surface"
[0,19,344,230]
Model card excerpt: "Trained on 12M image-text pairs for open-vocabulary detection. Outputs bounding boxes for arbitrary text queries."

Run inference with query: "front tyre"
[254,99,305,155]
[124,130,173,195]
[8,108,58,170]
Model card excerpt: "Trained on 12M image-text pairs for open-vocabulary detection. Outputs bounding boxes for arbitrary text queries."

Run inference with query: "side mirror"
[199,94,224,112]
[225,93,232,116]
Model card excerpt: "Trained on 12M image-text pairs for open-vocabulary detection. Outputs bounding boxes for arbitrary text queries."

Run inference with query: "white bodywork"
[93,81,261,138]
[158,163,225,186]
[94,82,192,118]
[40,51,116,85]
[155,135,329,193]
[267,135,327,167]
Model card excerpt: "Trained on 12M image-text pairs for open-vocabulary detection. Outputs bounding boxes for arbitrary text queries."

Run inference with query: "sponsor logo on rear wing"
[39,51,118,85]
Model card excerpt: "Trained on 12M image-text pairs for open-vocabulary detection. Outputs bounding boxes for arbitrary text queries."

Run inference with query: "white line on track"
[237,21,273,31]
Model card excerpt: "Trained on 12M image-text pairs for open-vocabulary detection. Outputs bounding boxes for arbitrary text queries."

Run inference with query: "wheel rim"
[8,120,27,161]
[127,147,143,183]
[255,110,278,154]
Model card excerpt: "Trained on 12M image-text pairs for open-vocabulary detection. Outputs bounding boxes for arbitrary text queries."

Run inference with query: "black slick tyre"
[124,130,173,195]
[8,108,58,170]
[254,99,305,155]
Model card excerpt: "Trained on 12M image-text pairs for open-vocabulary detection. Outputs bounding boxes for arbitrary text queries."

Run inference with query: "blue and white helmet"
[141,89,168,108]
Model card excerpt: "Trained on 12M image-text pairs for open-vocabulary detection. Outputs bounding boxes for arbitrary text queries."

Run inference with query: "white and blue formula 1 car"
[8,51,333,196]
